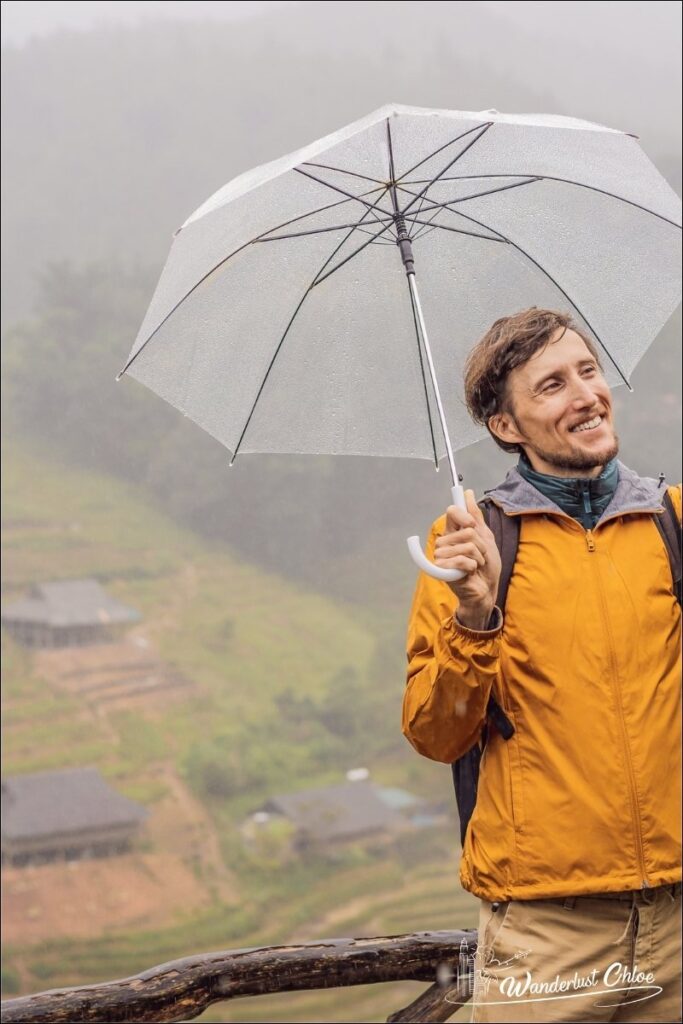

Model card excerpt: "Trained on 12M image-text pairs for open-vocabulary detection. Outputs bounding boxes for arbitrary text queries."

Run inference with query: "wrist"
[455,601,496,631]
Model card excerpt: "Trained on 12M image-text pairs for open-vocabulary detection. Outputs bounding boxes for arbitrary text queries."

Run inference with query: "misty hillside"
[2,0,681,600]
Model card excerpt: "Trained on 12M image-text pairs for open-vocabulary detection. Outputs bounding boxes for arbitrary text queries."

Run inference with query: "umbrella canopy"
[119,103,681,474]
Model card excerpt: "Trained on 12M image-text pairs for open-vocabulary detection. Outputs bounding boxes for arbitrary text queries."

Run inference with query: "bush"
[1,966,21,996]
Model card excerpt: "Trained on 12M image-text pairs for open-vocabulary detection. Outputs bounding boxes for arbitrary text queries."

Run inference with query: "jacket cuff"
[452,605,504,640]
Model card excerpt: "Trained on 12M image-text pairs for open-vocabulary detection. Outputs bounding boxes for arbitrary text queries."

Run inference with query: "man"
[402,307,681,1023]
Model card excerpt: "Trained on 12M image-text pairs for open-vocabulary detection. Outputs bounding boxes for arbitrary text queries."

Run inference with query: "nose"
[568,373,600,407]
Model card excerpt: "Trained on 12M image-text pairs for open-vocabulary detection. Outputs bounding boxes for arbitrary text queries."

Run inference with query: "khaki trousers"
[467,883,682,1023]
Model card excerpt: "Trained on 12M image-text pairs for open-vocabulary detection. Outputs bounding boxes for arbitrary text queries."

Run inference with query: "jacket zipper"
[493,500,656,889]
[585,527,650,889]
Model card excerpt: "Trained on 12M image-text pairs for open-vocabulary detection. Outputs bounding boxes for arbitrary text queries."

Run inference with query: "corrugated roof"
[259,781,403,841]
[1,579,140,627]
[1,767,148,840]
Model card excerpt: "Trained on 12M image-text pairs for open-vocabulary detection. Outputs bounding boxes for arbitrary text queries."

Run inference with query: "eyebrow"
[530,358,598,393]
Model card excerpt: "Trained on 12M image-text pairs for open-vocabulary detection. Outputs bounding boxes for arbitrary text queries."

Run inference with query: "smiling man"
[402,307,682,1022]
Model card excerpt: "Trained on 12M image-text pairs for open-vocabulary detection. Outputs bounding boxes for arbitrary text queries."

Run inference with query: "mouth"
[568,414,607,435]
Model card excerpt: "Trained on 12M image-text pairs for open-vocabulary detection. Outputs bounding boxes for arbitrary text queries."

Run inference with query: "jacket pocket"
[481,899,513,951]
[475,900,515,986]
[504,711,526,839]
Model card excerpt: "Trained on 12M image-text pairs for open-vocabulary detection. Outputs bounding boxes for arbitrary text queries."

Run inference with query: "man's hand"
[434,489,502,629]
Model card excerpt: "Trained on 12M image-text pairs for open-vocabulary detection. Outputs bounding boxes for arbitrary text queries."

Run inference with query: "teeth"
[571,415,602,433]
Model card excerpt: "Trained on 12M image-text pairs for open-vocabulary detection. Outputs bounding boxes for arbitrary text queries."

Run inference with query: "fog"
[1,2,681,1018]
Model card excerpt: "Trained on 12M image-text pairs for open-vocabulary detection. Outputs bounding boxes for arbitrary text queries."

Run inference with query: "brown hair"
[463,307,603,455]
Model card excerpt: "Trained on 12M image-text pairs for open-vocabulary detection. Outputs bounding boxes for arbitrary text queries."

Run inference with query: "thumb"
[465,488,485,524]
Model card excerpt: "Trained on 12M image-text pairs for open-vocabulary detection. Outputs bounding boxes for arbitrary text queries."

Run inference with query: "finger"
[435,542,486,567]
[434,553,480,574]
[436,530,487,558]
[445,504,477,531]
[465,489,486,525]
[436,526,477,547]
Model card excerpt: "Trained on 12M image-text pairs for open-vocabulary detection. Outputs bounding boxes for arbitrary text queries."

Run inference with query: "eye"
[542,381,561,392]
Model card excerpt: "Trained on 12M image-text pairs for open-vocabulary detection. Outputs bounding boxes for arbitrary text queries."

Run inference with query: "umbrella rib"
[387,117,431,227]
[355,227,397,244]
[401,188,632,389]
[254,214,395,241]
[255,216,395,242]
[387,120,438,466]
[395,121,494,183]
[410,216,440,242]
[303,161,384,184]
[410,202,467,241]
[401,123,494,217]
[411,224,440,243]
[398,175,540,220]
[409,219,506,242]
[401,176,540,241]
[408,197,454,241]
[116,189,385,379]
[311,219,395,288]
[229,194,393,463]
[402,174,682,229]
[386,117,398,183]
[403,181,540,240]
[295,166,397,237]
[407,269,439,469]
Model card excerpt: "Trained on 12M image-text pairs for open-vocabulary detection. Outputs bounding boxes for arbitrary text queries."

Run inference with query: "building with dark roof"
[1,767,148,867]
[251,780,411,853]
[1,579,140,648]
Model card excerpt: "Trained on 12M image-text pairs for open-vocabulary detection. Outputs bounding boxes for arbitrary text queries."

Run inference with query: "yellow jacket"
[402,462,681,901]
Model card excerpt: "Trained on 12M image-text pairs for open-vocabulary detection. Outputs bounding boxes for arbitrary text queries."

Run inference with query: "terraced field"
[2,443,474,1021]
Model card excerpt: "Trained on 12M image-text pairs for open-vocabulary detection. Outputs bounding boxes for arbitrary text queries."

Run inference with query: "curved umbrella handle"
[406,484,468,582]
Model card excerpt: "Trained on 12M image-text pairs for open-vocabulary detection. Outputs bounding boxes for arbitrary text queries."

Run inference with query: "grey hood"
[484,460,670,525]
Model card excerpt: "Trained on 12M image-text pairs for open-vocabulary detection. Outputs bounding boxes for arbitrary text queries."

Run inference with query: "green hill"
[2,441,473,1022]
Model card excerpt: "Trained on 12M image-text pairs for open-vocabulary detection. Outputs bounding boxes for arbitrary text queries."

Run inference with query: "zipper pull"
[580,482,593,518]
[586,529,596,552]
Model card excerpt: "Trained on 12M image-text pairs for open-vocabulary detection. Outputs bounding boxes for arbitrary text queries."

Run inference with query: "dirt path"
[149,764,237,904]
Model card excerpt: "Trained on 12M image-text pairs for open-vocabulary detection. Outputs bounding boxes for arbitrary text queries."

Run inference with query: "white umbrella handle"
[406,484,468,581]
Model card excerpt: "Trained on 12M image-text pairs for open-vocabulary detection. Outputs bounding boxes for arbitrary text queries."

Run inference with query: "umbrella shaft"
[408,272,460,488]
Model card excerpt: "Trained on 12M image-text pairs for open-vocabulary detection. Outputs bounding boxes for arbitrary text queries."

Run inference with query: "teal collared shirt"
[516,452,620,530]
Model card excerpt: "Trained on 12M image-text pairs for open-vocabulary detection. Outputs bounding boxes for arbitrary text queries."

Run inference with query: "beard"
[523,432,620,473]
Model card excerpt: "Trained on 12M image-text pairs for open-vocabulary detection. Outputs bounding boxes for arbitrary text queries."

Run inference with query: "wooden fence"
[0,929,478,1024]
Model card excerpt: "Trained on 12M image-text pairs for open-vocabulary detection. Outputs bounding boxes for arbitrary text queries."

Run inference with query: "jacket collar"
[484,460,668,524]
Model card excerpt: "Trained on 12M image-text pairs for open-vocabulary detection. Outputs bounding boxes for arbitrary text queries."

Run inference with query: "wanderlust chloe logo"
[445,939,662,1010]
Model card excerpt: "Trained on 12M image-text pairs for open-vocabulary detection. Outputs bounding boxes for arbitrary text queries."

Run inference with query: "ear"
[488,411,526,446]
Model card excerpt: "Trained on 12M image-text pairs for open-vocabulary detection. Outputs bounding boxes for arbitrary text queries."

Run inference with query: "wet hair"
[463,307,603,454]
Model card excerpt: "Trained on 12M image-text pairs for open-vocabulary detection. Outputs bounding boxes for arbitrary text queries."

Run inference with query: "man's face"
[489,328,619,478]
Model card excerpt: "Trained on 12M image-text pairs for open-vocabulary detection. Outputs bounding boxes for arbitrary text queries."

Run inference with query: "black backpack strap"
[653,488,682,605]
[451,500,520,845]
[480,497,521,612]
[479,498,520,741]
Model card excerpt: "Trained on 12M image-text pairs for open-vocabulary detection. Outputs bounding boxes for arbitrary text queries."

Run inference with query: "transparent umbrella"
[118,103,682,580]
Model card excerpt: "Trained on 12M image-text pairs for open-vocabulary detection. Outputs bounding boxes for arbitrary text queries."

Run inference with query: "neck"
[521,450,605,480]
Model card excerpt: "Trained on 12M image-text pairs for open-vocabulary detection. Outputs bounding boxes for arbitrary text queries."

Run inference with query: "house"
[247,780,412,855]
[1,579,140,648]
[1,767,148,867]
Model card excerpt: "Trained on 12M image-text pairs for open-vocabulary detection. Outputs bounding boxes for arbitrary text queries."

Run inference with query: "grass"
[1,440,471,1021]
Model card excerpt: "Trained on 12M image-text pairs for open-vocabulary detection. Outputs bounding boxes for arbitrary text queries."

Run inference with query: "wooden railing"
[0,929,478,1024]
